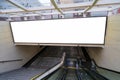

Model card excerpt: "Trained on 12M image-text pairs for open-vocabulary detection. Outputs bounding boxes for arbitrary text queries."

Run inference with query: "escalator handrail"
[82,68,97,80]
[78,59,97,80]
[34,52,66,80]
[90,70,109,80]
[84,68,109,80]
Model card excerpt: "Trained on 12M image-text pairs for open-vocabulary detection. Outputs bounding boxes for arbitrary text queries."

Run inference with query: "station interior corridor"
[0,0,120,80]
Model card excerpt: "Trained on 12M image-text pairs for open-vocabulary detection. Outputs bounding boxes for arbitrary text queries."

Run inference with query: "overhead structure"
[0,0,120,17]
[50,0,63,14]
[6,0,28,11]
[84,0,98,13]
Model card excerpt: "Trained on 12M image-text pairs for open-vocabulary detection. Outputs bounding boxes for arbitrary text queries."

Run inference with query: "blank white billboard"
[10,17,107,45]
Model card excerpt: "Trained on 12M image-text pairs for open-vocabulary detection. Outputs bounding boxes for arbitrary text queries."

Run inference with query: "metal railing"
[31,52,66,80]
[0,59,22,63]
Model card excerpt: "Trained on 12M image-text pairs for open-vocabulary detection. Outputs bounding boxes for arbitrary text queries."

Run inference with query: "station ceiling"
[0,0,120,17]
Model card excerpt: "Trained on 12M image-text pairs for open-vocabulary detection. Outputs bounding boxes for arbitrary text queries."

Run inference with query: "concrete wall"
[88,14,120,72]
[0,21,42,73]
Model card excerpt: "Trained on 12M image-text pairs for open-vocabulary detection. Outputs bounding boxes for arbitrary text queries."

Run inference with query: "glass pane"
[38,0,51,6]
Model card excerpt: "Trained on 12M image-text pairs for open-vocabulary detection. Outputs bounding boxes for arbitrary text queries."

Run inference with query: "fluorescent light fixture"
[10,17,107,46]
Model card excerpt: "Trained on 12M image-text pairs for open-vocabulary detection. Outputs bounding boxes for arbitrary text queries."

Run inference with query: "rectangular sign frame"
[10,17,107,47]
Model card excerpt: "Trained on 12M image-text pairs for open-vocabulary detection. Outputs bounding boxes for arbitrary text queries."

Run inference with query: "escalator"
[40,57,78,80]
[65,69,78,80]
[31,46,109,80]
[78,58,109,80]
[76,57,94,80]
[42,68,64,80]
[83,68,109,80]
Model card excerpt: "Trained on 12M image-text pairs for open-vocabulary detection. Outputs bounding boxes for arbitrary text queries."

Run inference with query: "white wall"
[0,21,43,73]
[88,14,120,72]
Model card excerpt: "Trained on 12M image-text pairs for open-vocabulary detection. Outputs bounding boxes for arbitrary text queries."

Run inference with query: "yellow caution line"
[31,67,84,80]
[30,73,43,80]
[62,66,83,70]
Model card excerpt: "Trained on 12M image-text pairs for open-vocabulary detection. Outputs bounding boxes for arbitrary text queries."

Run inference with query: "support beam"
[50,0,63,14]
[84,0,99,13]
[59,1,120,10]
[6,0,28,11]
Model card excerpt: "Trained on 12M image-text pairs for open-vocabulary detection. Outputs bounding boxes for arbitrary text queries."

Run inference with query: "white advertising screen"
[10,17,107,45]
